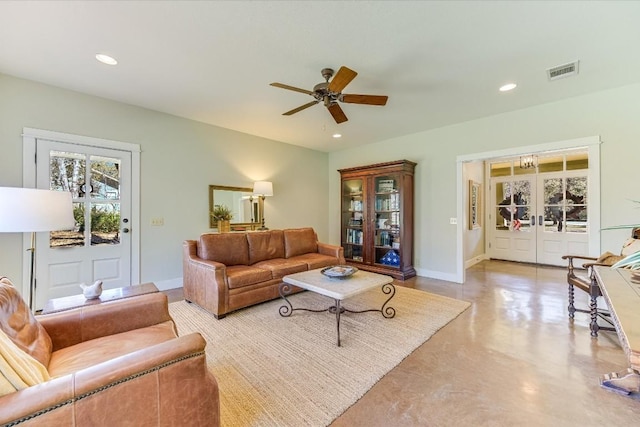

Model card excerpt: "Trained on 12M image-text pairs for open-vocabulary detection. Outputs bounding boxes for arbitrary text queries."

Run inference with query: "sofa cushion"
[247,230,285,265]
[289,253,338,270]
[283,228,318,259]
[252,259,308,279]
[225,266,274,290]
[0,277,52,367]
[47,320,177,378]
[198,233,249,266]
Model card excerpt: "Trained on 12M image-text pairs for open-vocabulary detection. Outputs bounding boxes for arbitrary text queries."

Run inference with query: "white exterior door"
[487,152,591,267]
[489,177,537,263]
[34,139,132,309]
[535,172,589,265]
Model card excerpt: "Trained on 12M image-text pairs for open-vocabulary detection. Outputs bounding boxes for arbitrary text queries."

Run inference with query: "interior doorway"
[456,136,601,284]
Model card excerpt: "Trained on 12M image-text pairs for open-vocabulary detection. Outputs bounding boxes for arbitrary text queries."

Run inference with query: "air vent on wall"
[547,61,579,81]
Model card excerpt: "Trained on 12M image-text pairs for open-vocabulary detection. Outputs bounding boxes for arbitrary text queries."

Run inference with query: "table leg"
[335,299,341,347]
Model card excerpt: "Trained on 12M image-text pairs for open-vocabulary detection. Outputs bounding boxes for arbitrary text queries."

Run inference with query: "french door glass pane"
[495,181,531,231]
[566,177,587,233]
[91,203,121,245]
[543,178,564,232]
[90,156,121,200]
[50,202,84,248]
[49,151,86,198]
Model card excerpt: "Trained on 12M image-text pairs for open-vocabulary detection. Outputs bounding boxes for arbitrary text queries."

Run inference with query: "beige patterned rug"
[169,286,470,427]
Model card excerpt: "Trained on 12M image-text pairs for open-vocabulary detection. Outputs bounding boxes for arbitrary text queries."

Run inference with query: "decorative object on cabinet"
[253,181,274,230]
[0,187,75,311]
[469,180,481,230]
[338,160,416,280]
[209,185,262,231]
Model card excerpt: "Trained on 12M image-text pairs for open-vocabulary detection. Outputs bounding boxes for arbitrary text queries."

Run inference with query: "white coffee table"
[280,268,395,346]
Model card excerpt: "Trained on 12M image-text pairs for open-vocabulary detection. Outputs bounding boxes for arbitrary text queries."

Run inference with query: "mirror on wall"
[209,185,262,230]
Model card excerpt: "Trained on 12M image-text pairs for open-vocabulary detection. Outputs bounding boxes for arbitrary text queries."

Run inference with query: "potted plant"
[211,204,233,233]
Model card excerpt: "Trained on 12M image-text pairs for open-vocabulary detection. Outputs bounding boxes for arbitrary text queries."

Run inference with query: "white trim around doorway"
[455,135,602,284]
[21,127,141,300]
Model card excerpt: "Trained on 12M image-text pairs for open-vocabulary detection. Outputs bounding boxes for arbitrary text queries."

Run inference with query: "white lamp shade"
[0,187,75,232]
[253,181,273,197]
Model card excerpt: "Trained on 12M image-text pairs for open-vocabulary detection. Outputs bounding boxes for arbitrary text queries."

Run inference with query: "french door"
[489,170,589,266]
[34,139,132,309]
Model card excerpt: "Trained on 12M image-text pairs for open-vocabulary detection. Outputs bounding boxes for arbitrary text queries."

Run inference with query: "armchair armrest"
[183,240,228,317]
[318,242,346,264]
[0,333,219,426]
[38,292,174,351]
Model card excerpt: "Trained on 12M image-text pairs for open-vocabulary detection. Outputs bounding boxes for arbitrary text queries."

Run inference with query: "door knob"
[122,228,130,233]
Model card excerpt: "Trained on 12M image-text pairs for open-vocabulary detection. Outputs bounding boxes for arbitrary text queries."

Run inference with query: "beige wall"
[0,73,329,289]
[329,82,640,279]
[3,72,639,289]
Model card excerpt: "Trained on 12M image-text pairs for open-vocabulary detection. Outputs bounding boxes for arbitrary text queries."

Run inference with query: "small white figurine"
[80,280,103,299]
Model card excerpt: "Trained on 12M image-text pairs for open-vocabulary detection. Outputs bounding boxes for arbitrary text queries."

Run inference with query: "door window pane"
[50,202,84,248]
[90,156,121,200]
[543,178,564,232]
[49,151,86,198]
[91,203,121,245]
[566,177,587,233]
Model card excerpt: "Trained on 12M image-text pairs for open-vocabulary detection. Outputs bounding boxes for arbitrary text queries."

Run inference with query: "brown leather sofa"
[0,277,219,426]
[183,227,345,318]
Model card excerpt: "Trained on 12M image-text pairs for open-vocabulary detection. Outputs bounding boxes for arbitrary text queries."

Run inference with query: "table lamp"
[253,181,273,230]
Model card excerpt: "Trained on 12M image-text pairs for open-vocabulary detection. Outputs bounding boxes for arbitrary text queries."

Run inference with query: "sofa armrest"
[0,333,219,426]
[183,240,228,317]
[318,242,346,264]
[37,292,174,351]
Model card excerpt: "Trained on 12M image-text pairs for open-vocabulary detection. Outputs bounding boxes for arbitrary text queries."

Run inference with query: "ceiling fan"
[270,66,388,124]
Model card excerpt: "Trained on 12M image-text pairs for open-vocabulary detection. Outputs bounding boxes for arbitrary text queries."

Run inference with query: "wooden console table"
[592,266,640,394]
[41,282,158,314]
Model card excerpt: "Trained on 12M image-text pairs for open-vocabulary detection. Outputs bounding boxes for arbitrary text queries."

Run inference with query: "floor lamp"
[253,181,273,230]
[0,187,75,311]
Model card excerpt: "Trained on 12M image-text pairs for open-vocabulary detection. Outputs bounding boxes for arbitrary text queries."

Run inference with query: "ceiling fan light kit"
[270,66,388,124]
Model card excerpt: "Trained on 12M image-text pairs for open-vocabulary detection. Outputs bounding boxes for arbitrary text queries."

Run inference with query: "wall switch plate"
[151,217,164,226]
[449,217,457,225]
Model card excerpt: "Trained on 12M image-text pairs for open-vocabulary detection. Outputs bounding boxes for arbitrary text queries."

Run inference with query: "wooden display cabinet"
[339,160,416,280]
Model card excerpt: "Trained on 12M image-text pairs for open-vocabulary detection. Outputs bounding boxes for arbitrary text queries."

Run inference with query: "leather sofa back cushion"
[198,233,249,266]
[247,230,285,264]
[0,277,52,367]
[284,228,318,259]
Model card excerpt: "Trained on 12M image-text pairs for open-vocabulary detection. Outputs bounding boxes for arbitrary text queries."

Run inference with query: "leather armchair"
[0,277,219,426]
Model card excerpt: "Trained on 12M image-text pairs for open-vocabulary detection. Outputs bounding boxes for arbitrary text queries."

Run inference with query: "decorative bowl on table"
[321,265,358,279]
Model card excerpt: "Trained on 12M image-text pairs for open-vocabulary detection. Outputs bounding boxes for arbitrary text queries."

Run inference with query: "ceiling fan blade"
[327,103,348,124]
[270,82,314,96]
[327,66,358,93]
[341,94,388,106]
[283,100,319,116]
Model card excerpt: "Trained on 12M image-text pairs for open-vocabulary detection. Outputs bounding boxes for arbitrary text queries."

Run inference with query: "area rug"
[169,286,470,427]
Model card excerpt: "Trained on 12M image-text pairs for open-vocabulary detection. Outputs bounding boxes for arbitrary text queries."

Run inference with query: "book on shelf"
[377,179,395,192]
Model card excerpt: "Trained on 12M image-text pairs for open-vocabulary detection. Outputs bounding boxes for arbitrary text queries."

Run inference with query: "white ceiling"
[1,1,640,153]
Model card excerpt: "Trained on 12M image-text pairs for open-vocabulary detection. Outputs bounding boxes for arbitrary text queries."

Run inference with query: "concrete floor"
[168,260,640,426]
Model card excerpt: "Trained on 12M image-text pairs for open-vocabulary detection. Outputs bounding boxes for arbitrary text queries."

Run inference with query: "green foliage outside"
[73,205,120,233]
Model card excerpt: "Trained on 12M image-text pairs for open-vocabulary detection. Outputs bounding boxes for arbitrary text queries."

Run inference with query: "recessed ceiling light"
[95,53,118,65]
[499,83,517,92]
[332,133,342,139]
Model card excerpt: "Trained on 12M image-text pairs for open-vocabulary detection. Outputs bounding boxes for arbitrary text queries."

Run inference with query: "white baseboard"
[414,268,462,284]
[465,255,487,269]
[153,277,183,291]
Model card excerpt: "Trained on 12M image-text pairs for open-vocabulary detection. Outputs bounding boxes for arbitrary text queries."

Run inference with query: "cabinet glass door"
[342,178,364,262]
[374,175,400,268]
